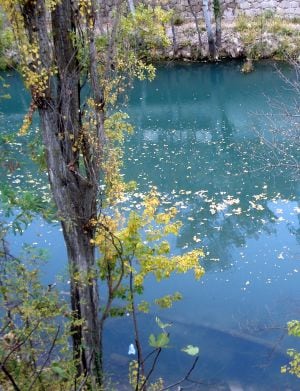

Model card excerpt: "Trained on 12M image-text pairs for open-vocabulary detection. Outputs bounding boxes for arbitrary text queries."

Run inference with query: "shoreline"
[1,15,299,71]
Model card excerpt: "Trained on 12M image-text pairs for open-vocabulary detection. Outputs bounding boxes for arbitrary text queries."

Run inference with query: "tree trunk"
[63,224,101,382]
[39,88,101,386]
[202,0,216,59]
[128,0,136,15]
[171,23,178,57]
[214,0,222,53]
[22,0,103,385]
[187,0,202,56]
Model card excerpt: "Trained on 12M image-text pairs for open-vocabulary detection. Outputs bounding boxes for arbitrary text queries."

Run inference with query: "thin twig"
[0,321,11,335]
[128,258,145,391]
[27,325,61,391]
[76,375,89,391]
[142,348,160,365]
[1,364,22,391]
[159,356,199,391]
[1,321,40,368]
[139,348,161,390]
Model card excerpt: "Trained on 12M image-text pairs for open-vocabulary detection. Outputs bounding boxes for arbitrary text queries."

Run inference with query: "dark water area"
[1,61,300,389]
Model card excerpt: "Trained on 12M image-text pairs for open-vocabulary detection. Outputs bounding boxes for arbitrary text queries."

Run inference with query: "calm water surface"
[1,61,300,390]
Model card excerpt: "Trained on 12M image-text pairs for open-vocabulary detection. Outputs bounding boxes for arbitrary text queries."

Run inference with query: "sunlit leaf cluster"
[93,187,204,315]
[281,320,300,378]
[95,4,171,109]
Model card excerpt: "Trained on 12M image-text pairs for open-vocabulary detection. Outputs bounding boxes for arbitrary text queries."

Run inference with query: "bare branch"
[1,321,40,368]
[139,348,162,390]
[159,356,200,391]
[1,364,22,391]
[27,326,61,391]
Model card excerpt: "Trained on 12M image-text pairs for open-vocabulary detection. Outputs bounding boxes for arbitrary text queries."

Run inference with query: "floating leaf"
[181,345,199,356]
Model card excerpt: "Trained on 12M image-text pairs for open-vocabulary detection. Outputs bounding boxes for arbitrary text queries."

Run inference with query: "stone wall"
[158,0,300,21]
[100,0,300,21]
[224,0,300,20]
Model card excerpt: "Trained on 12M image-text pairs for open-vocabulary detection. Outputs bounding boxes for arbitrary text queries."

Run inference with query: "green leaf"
[149,332,169,348]
[51,363,68,379]
[155,316,172,330]
[181,345,199,356]
[287,320,300,337]
[156,333,169,347]
[149,333,156,347]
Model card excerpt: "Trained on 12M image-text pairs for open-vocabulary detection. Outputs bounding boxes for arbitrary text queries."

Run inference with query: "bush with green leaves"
[0,11,13,70]
[0,235,77,390]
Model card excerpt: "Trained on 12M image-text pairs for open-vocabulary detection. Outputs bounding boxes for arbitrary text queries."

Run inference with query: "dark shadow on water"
[104,314,299,390]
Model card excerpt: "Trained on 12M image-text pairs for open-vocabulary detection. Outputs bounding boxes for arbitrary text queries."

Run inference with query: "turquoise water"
[1,61,300,389]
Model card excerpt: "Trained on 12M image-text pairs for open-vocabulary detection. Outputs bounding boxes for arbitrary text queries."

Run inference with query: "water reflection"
[1,62,300,389]
[124,62,299,272]
[118,62,300,388]
[124,127,298,269]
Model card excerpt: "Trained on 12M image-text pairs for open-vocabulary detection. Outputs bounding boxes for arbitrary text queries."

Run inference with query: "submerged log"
[166,316,286,355]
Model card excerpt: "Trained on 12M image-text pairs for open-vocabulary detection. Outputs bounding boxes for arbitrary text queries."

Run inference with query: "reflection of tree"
[124,127,298,272]
[176,192,277,271]
[2,65,299,272]
[0,75,54,228]
[251,61,300,176]
[123,62,299,273]
[288,200,300,246]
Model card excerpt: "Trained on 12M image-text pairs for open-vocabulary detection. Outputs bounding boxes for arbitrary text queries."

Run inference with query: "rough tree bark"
[187,0,202,56]
[128,0,136,15]
[171,22,178,56]
[21,0,103,385]
[213,0,222,54]
[202,0,216,59]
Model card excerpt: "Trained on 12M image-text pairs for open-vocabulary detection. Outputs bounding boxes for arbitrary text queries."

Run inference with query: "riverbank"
[161,14,300,61]
[1,11,299,69]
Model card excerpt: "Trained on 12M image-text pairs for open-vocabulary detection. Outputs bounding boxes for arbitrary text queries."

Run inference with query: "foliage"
[213,0,221,18]
[235,12,300,60]
[120,4,171,59]
[94,187,204,317]
[102,111,134,204]
[149,332,169,348]
[172,13,184,27]
[0,11,13,70]
[92,95,204,387]
[281,321,300,378]
[0,182,56,234]
[0,0,204,388]
[129,360,164,391]
[94,3,171,110]
[0,237,77,390]
[129,316,200,391]
[287,320,300,338]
